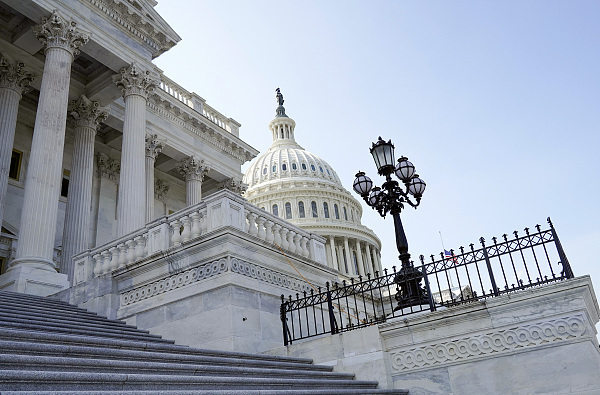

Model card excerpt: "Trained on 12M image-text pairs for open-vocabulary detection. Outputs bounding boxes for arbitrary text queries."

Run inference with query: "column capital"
[219,177,247,194]
[113,62,158,99]
[154,178,170,202]
[96,153,120,182]
[145,134,164,159]
[68,95,107,129]
[178,156,210,182]
[0,53,35,94]
[32,10,89,56]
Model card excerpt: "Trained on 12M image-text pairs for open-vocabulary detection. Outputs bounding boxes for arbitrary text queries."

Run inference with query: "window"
[343,207,348,221]
[319,166,323,173]
[272,165,277,173]
[9,150,22,181]
[343,249,348,272]
[301,163,307,170]
[351,210,354,222]
[326,169,330,175]
[272,204,279,217]
[353,252,359,274]
[311,201,318,218]
[263,167,267,175]
[292,163,297,170]
[310,164,316,171]
[61,170,70,198]
[334,204,340,220]
[285,202,292,219]
[298,201,305,218]
[323,202,330,218]
[282,163,287,171]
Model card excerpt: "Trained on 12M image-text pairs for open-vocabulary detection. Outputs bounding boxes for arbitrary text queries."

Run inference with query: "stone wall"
[266,276,600,394]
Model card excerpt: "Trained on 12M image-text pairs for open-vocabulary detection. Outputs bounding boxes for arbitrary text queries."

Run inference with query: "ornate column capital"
[0,53,35,94]
[219,177,248,194]
[113,62,158,99]
[154,179,169,202]
[178,156,210,182]
[96,153,120,182]
[145,134,164,159]
[68,95,108,129]
[32,10,89,56]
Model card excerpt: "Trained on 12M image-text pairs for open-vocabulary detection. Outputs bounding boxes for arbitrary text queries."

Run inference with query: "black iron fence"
[280,218,573,345]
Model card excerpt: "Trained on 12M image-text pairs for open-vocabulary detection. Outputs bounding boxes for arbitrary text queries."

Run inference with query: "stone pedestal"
[145,134,163,223]
[113,63,157,237]
[61,96,107,285]
[178,156,209,206]
[0,53,34,231]
[1,11,88,296]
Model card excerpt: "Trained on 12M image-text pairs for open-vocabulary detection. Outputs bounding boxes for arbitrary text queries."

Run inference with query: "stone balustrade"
[158,74,235,134]
[72,190,326,284]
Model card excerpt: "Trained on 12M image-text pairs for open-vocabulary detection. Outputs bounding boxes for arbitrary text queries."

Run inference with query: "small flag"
[444,249,458,264]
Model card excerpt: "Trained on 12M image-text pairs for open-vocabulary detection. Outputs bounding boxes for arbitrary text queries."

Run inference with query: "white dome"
[243,95,382,280]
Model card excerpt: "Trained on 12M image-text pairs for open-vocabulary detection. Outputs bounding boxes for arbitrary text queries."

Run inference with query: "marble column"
[5,11,88,295]
[375,249,383,273]
[113,63,157,237]
[365,243,375,275]
[178,156,209,206]
[0,54,34,232]
[61,96,107,285]
[145,134,163,223]
[343,237,352,275]
[328,235,339,271]
[355,240,365,277]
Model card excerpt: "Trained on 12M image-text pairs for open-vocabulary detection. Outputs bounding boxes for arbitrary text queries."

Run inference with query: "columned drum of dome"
[243,90,382,279]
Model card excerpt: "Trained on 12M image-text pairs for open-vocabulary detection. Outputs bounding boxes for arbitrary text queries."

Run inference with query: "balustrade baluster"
[200,211,207,234]
[301,237,309,257]
[264,220,274,242]
[280,228,290,250]
[287,231,296,253]
[108,247,119,272]
[256,216,267,240]
[126,240,136,264]
[181,216,191,242]
[293,234,302,254]
[117,243,127,269]
[247,212,258,236]
[171,219,181,247]
[92,253,102,276]
[135,235,146,259]
[190,212,201,238]
[273,224,282,246]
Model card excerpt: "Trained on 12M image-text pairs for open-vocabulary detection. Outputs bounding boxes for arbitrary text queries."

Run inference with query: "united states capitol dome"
[243,89,382,279]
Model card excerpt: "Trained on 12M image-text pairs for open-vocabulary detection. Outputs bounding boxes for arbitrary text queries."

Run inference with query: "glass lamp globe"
[395,157,415,182]
[408,176,426,197]
[370,137,395,175]
[353,172,373,196]
[368,187,382,206]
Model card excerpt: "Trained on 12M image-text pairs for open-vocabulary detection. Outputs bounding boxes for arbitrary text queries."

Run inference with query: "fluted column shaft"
[114,63,157,237]
[375,249,383,273]
[329,235,339,271]
[61,96,106,284]
[0,55,33,231]
[365,243,375,275]
[145,134,163,222]
[343,237,352,275]
[355,240,365,277]
[14,12,88,270]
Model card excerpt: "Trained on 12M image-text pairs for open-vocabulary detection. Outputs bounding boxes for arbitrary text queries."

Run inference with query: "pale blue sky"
[154,1,600,312]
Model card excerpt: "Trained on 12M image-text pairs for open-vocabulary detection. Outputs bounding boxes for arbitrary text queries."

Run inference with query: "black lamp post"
[353,137,430,310]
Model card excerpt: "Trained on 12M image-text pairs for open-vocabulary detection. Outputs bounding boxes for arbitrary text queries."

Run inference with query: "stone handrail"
[158,74,236,135]
[73,190,326,284]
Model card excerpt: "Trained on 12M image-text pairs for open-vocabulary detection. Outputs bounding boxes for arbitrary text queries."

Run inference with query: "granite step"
[0,319,172,343]
[0,310,148,333]
[0,370,383,391]
[0,353,355,380]
[2,390,409,394]
[0,291,99,313]
[0,339,329,372]
[0,304,131,327]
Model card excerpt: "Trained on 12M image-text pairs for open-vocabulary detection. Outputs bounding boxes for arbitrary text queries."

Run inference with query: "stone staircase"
[0,290,407,394]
